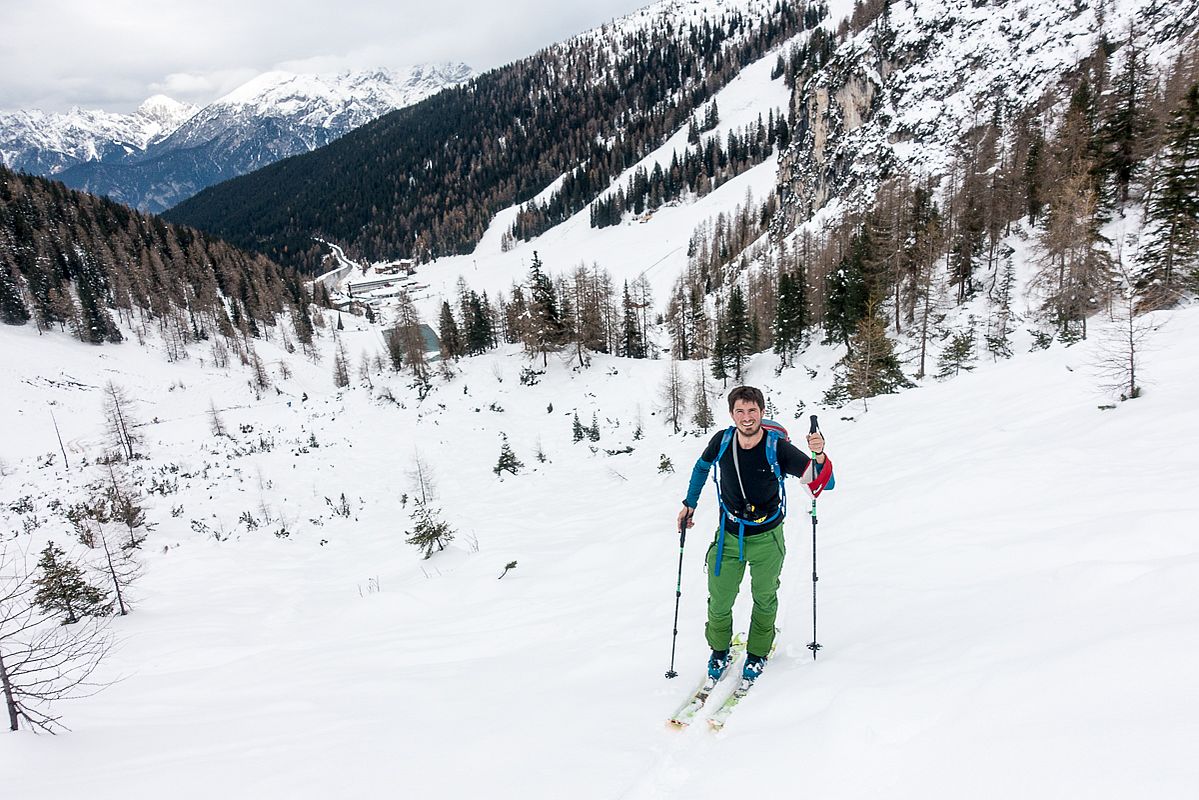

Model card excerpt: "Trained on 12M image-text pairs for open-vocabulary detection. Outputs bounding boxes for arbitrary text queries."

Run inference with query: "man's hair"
[727,385,765,413]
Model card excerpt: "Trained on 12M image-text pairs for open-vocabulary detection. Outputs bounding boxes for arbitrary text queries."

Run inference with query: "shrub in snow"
[493,435,524,477]
[405,500,455,559]
[33,542,111,624]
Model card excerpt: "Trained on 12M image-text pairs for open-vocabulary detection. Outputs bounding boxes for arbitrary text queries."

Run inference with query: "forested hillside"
[0,166,313,357]
[165,0,825,271]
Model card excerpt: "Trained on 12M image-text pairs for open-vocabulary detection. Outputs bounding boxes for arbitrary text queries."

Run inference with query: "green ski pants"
[705,524,786,658]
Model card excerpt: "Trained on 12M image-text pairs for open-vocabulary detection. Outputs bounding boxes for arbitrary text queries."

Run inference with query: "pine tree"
[588,412,601,442]
[572,412,585,443]
[936,319,978,379]
[985,254,1018,360]
[493,434,524,476]
[32,542,110,624]
[1098,30,1155,207]
[1025,123,1046,225]
[691,364,715,432]
[404,500,456,559]
[527,252,566,366]
[829,308,911,410]
[620,281,645,358]
[704,100,720,131]
[722,284,752,381]
[438,300,463,360]
[824,245,869,348]
[949,167,987,304]
[0,263,30,325]
[464,291,495,354]
[773,270,806,366]
[711,326,729,383]
[1138,83,1199,301]
[72,253,121,345]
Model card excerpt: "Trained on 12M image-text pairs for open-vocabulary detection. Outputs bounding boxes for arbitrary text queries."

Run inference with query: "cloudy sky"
[1,0,654,113]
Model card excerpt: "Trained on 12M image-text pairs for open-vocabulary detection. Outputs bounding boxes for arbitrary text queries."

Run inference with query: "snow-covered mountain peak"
[135,94,197,126]
[4,61,473,211]
[212,63,473,118]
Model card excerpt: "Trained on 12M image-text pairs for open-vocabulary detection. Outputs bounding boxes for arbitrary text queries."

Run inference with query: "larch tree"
[1035,165,1113,340]
[659,359,689,434]
[102,381,139,461]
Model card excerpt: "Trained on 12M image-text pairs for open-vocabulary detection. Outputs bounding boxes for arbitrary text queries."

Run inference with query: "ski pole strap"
[807,455,834,498]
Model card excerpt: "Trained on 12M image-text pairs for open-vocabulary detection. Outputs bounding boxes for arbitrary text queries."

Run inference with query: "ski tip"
[667,719,690,730]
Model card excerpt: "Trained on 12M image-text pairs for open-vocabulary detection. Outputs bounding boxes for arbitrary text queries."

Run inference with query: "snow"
[3,249,1198,798]
[212,64,472,122]
[0,64,471,176]
[5,0,1199,795]
[407,29,800,322]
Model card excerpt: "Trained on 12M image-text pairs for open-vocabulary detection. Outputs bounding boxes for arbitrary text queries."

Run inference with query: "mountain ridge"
[0,63,473,212]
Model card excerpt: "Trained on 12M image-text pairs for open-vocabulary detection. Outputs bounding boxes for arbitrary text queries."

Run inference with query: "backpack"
[709,420,788,576]
[709,419,833,576]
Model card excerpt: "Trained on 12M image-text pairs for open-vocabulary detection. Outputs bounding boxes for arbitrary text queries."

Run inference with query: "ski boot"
[742,653,767,682]
[707,649,733,680]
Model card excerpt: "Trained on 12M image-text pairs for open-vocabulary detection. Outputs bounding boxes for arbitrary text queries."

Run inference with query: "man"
[677,385,830,683]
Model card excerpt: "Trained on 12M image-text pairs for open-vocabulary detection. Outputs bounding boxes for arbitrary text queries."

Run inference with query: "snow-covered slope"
[406,31,801,321]
[3,0,1199,794]
[2,262,1196,798]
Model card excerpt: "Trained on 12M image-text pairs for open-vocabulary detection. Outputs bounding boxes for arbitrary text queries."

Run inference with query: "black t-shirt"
[700,429,815,536]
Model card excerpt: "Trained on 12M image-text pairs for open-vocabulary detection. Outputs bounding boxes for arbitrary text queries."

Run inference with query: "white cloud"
[0,0,653,113]
[148,70,260,106]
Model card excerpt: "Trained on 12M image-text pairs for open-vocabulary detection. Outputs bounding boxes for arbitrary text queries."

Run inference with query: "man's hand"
[677,505,695,530]
[806,432,825,455]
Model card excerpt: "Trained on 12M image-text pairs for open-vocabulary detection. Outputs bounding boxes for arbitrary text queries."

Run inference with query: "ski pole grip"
[809,415,820,435]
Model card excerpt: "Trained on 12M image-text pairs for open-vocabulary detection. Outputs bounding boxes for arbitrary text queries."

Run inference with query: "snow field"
[3,297,1197,798]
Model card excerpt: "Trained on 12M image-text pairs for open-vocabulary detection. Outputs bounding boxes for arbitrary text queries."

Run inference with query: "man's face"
[731,399,762,437]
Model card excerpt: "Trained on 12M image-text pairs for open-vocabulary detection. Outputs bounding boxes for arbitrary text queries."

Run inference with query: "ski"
[706,677,755,731]
[707,644,776,731]
[666,636,745,728]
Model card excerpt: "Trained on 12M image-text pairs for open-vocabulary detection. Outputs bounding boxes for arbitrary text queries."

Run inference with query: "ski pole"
[665,516,688,678]
[807,414,823,660]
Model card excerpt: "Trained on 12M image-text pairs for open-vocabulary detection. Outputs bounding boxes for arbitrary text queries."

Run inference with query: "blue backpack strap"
[715,427,734,463]
[765,430,786,517]
[711,428,734,576]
